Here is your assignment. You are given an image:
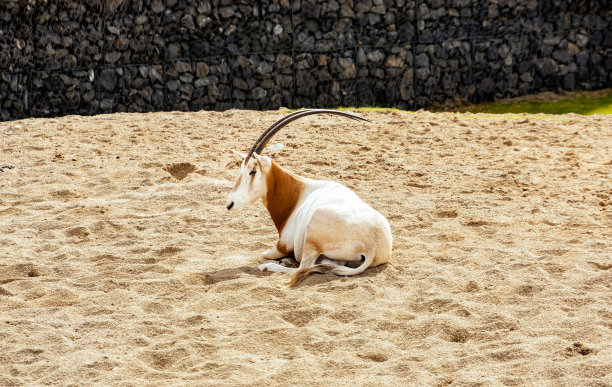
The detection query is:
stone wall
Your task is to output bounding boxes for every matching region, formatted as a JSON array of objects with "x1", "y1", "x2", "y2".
[{"x1": 1, "y1": 0, "x2": 610, "y2": 121}]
